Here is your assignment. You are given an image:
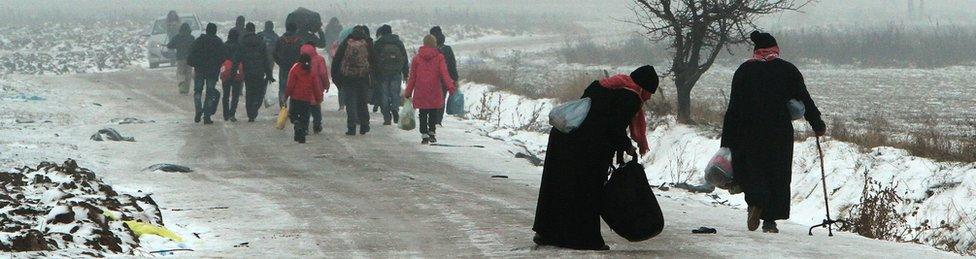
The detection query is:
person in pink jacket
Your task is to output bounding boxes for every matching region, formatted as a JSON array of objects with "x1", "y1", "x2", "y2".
[
  {"x1": 403, "y1": 35, "x2": 456, "y2": 144},
  {"x1": 300, "y1": 43, "x2": 330, "y2": 134}
]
